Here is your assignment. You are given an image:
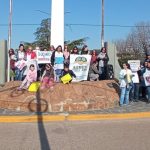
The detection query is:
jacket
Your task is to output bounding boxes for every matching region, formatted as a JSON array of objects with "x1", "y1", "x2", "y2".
[
  {"x1": 26, "y1": 70, "x2": 37, "y2": 82},
  {"x1": 119, "y1": 69, "x2": 132, "y2": 87}
]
